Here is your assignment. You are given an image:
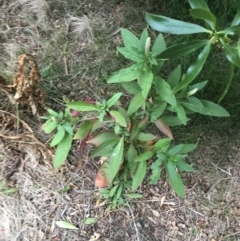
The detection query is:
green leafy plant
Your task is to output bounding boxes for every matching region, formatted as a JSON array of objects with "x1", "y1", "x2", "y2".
[
  {"x1": 146, "y1": 0, "x2": 240, "y2": 102},
  {"x1": 41, "y1": 12, "x2": 231, "y2": 207}
]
